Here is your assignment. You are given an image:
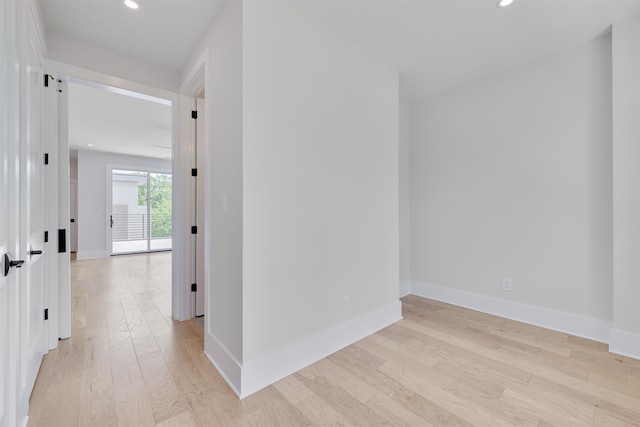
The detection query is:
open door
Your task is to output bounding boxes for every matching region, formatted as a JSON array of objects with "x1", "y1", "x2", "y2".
[
  {"x1": 16, "y1": 7, "x2": 47, "y2": 420},
  {"x1": 0, "y1": 2, "x2": 49, "y2": 424},
  {"x1": 0, "y1": 3, "x2": 20, "y2": 425},
  {"x1": 195, "y1": 97, "x2": 205, "y2": 317}
]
